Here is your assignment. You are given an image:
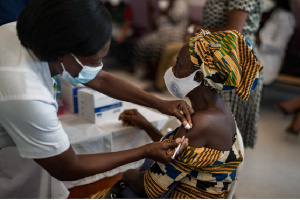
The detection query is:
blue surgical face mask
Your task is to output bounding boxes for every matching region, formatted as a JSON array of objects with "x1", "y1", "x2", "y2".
[{"x1": 61, "y1": 54, "x2": 103, "y2": 85}]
